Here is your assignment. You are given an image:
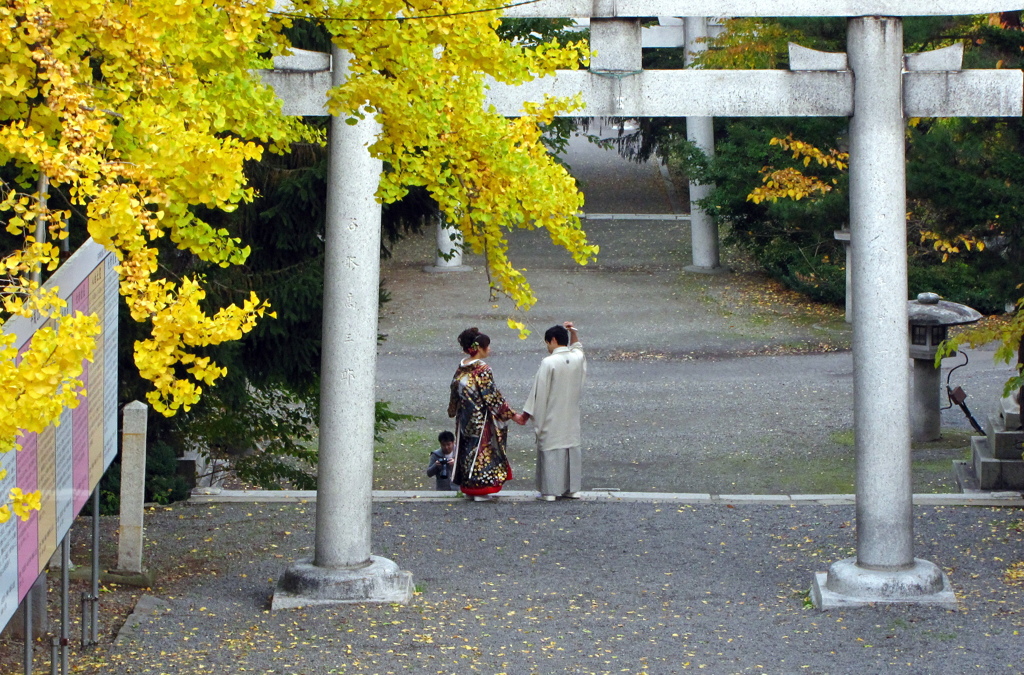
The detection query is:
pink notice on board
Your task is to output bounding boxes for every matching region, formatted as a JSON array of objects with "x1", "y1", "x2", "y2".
[
  {"x1": 17, "y1": 431, "x2": 39, "y2": 599},
  {"x1": 71, "y1": 279, "x2": 91, "y2": 516},
  {"x1": 1, "y1": 240, "x2": 120, "y2": 633}
]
